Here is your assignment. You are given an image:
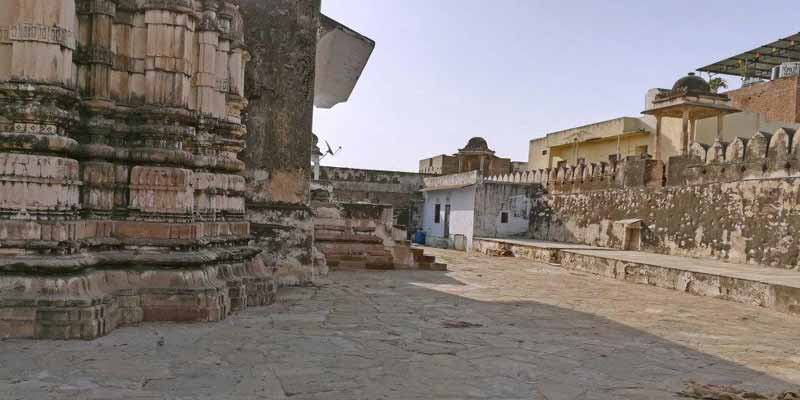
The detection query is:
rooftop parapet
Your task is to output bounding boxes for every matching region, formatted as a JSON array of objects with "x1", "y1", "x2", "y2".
[
  {"x1": 486, "y1": 156, "x2": 664, "y2": 194},
  {"x1": 422, "y1": 170, "x2": 481, "y2": 191},
  {"x1": 679, "y1": 127, "x2": 800, "y2": 185}
]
